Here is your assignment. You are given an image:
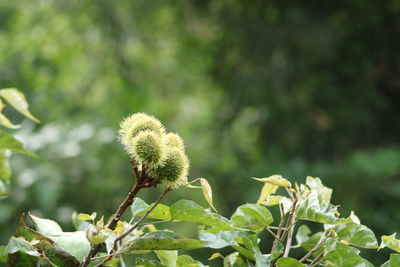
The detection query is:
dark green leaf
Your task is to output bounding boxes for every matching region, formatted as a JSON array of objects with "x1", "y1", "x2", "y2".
[
  {"x1": 230, "y1": 204, "x2": 273, "y2": 232},
  {"x1": 135, "y1": 257, "x2": 165, "y2": 267},
  {"x1": 129, "y1": 231, "x2": 204, "y2": 250}
]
